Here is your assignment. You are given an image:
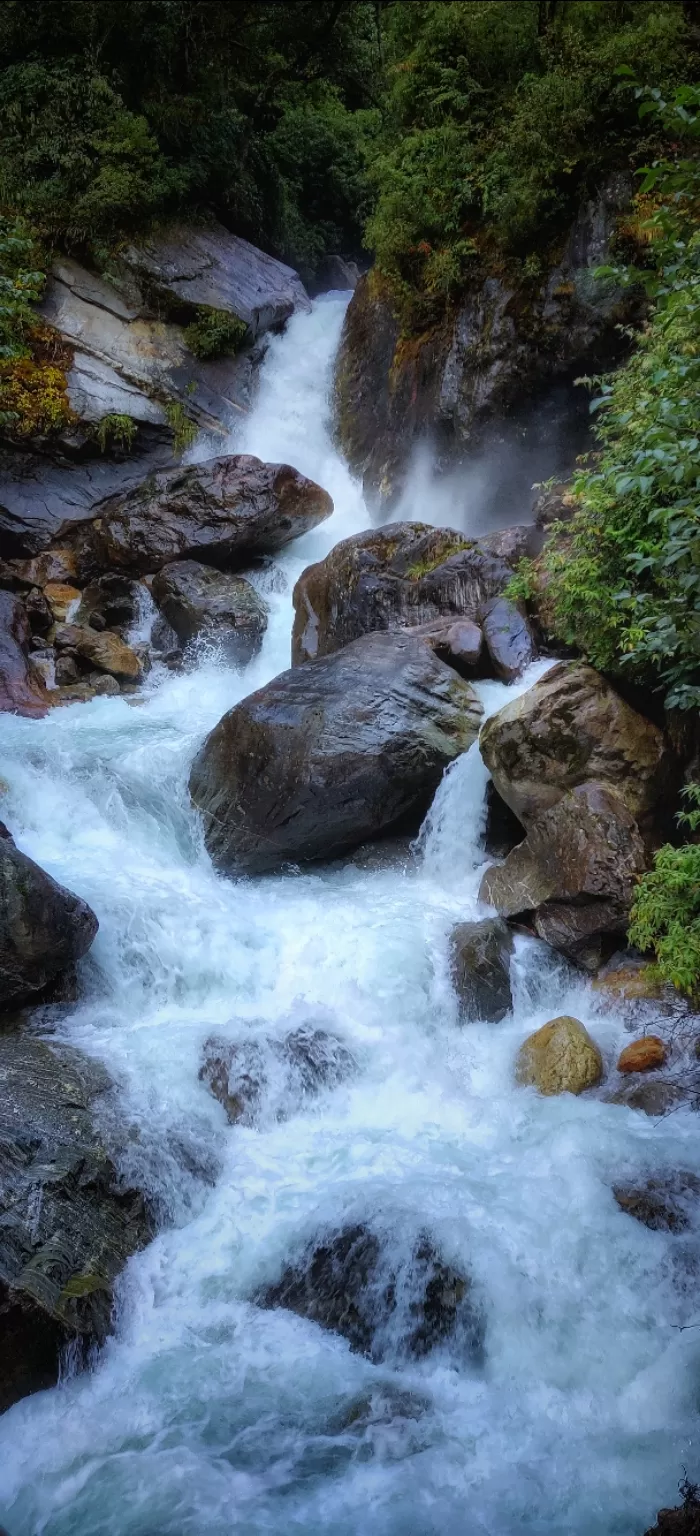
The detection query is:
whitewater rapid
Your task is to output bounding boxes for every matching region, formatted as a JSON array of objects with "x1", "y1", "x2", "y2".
[{"x1": 0, "y1": 295, "x2": 698, "y2": 1536}]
